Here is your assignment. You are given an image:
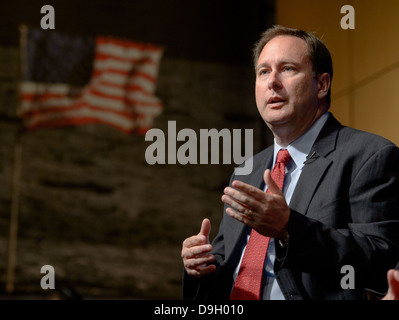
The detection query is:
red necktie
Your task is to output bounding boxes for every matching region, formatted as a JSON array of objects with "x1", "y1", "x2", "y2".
[{"x1": 230, "y1": 149, "x2": 291, "y2": 300}]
